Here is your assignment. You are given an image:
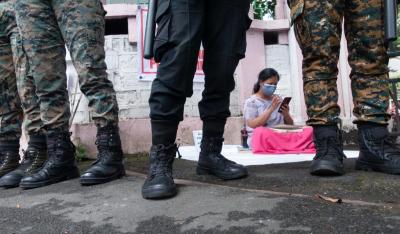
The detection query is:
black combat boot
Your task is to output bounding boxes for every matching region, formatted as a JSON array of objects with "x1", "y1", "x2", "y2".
[
  {"x1": 197, "y1": 137, "x2": 248, "y2": 180},
  {"x1": 310, "y1": 125, "x2": 346, "y2": 176},
  {"x1": 355, "y1": 123, "x2": 400, "y2": 174},
  {"x1": 20, "y1": 131, "x2": 80, "y2": 189},
  {"x1": 0, "y1": 134, "x2": 47, "y2": 188},
  {"x1": 0, "y1": 140, "x2": 20, "y2": 178},
  {"x1": 142, "y1": 144, "x2": 177, "y2": 199},
  {"x1": 80, "y1": 125, "x2": 125, "y2": 185}
]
